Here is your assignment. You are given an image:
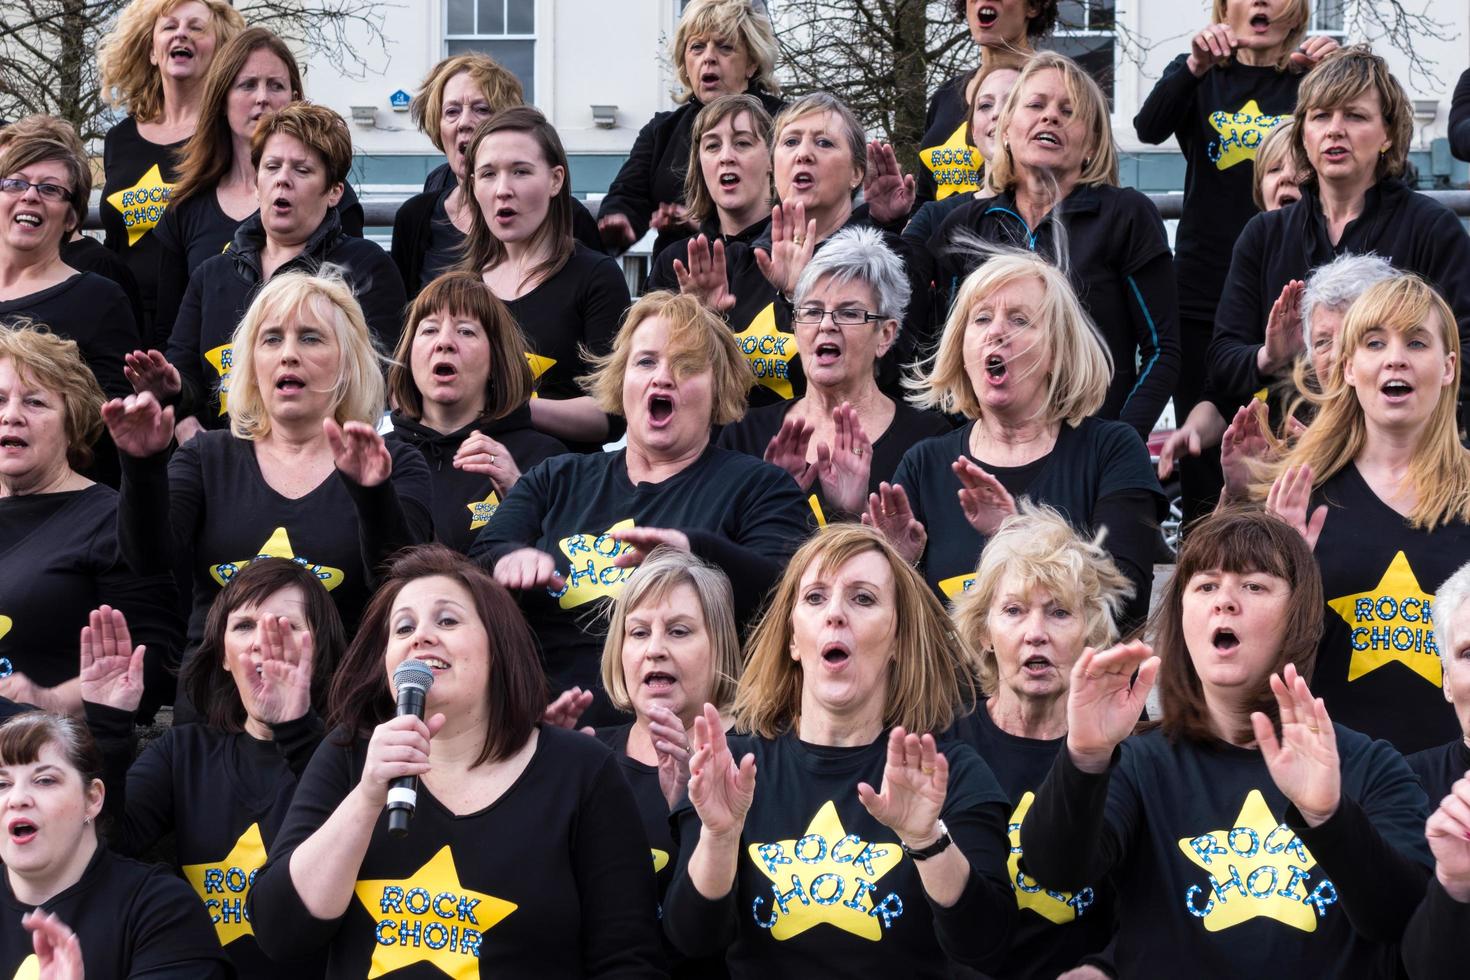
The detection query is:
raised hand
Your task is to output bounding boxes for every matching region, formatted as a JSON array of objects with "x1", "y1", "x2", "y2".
[
  {"x1": 1252, "y1": 663, "x2": 1340, "y2": 826},
  {"x1": 101, "y1": 392, "x2": 174, "y2": 459},
  {"x1": 1158, "y1": 401, "x2": 1227, "y2": 480},
  {"x1": 863, "y1": 140, "x2": 916, "y2": 226},
  {"x1": 1187, "y1": 23, "x2": 1237, "y2": 76},
  {"x1": 244, "y1": 616, "x2": 314, "y2": 726},
  {"x1": 325, "y1": 418, "x2": 393, "y2": 487},
  {"x1": 862, "y1": 482, "x2": 927, "y2": 565},
  {"x1": 651, "y1": 201, "x2": 697, "y2": 235},
  {"x1": 754, "y1": 201, "x2": 817, "y2": 296},
  {"x1": 647, "y1": 703, "x2": 693, "y2": 810},
  {"x1": 857, "y1": 728, "x2": 949, "y2": 846},
  {"x1": 1425, "y1": 772, "x2": 1470, "y2": 902},
  {"x1": 454, "y1": 431, "x2": 521, "y2": 494},
  {"x1": 1288, "y1": 35, "x2": 1339, "y2": 73},
  {"x1": 1266, "y1": 463, "x2": 1327, "y2": 550},
  {"x1": 1258, "y1": 279, "x2": 1305, "y2": 375},
  {"x1": 543, "y1": 686, "x2": 595, "y2": 734},
  {"x1": 78, "y1": 605, "x2": 146, "y2": 714},
  {"x1": 357, "y1": 712, "x2": 446, "y2": 807},
  {"x1": 123, "y1": 349, "x2": 181, "y2": 401},
  {"x1": 493, "y1": 547, "x2": 565, "y2": 591},
  {"x1": 813, "y1": 403, "x2": 872, "y2": 515},
  {"x1": 764, "y1": 415, "x2": 818, "y2": 491},
  {"x1": 598, "y1": 213, "x2": 637, "y2": 250},
  {"x1": 1219, "y1": 402, "x2": 1271, "y2": 499},
  {"x1": 611, "y1": 526, "x2": 692, "y2": 568},
  {"x1": 673, "y1": 235, "x2": 736, "y2": 313},
  {"x1": 953, "y1": 456, "x2": 1017, "y2": 536},
  {"x1": 22, "y1": 909, "x2": 83, "y2": 980},
  {"x1": 687, "y1": 701, "x2": 755, "y2": 838},
  {"x1": 1066, "y1": 641, "x2": 1159, "y2": 773}
]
